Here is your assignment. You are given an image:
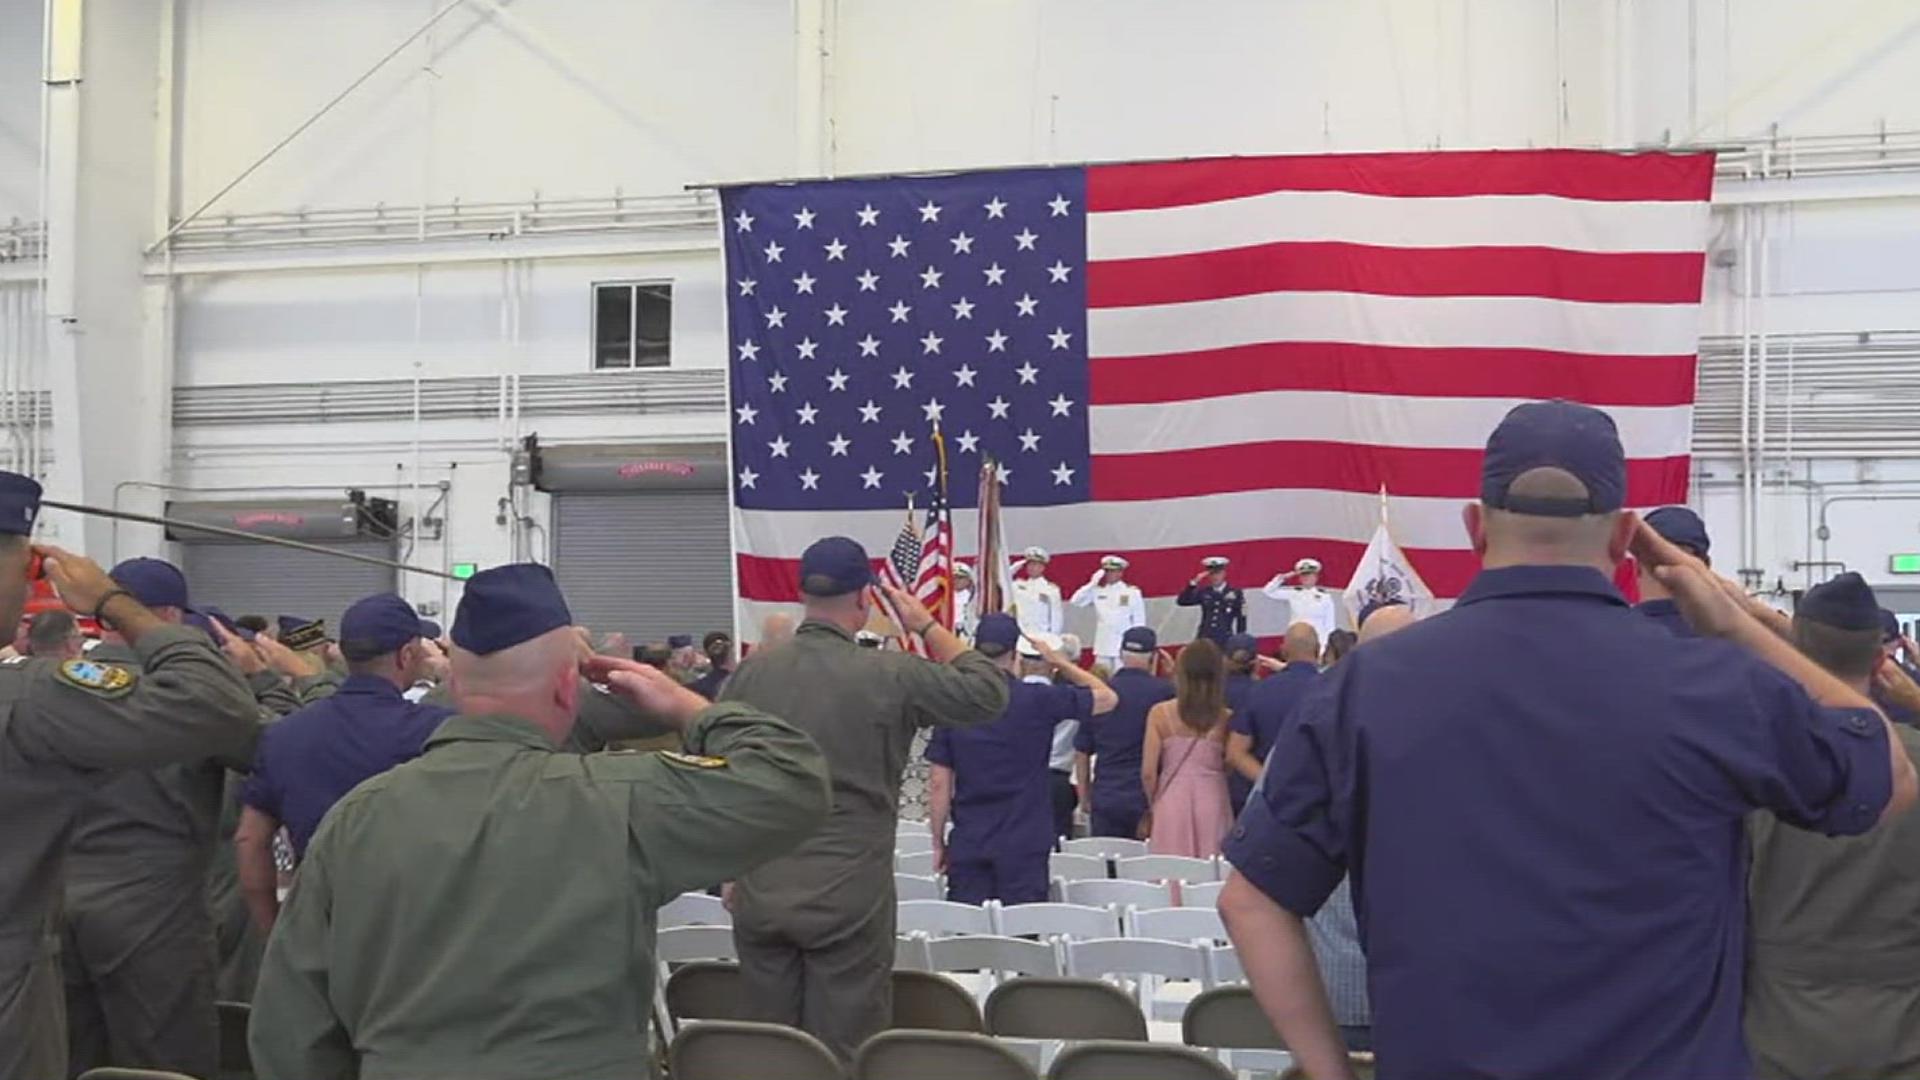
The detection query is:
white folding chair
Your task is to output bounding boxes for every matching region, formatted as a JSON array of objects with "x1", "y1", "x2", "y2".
[
  {"x1": 997, "y1": 902, "x2": 1121, "y2": 942},
  {"x1": 897, "y1": 818, "x2": 933, "y2": 836},
  {"x1": 1179, "y1": 880, "x2": 1225, "y2": 909},
  {"x1": 1063, "y1": 878, "x2": 1174, "y2": 911},
  {"x1": 1129, "y1": 905, "x2": 1228, "y2": 943},
  {"x1": 656, "y1": 925, "x2": 739, "y2": 964},
  {"x1": 895, "y1": 832, "x2": 937, "y2": 855},
  {"x1": 897, "y1": 850, "x2": 939, "y2": 876},
  {"x1": 1060, "y1": 836, "x2": 1148, "y2": 860},
  {"x1": 1048, "y1": 852, "x2": 1109, "y2": 883},
  {"x1": 925, "y1": 934, "x2": 1064, "y2": 980},
  {"x1": 897, "y1": 899, "x2": 997, "y2": 938},
  {"x1": 1115, "y1": 854, "x2": 1218, "y2": 884},
  {"x1": 1064, "y1": 936, "x2": 1212, "y2": 1021},
  {"x1": 659, "y1": 892, "x2": 731, "y2": 928},
  {"x1": 895, "y1": 932, "x2": 932, "y2": 971},
  {"x1": 895, "y1": 873, "x2": 945, "y2": 902}
]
